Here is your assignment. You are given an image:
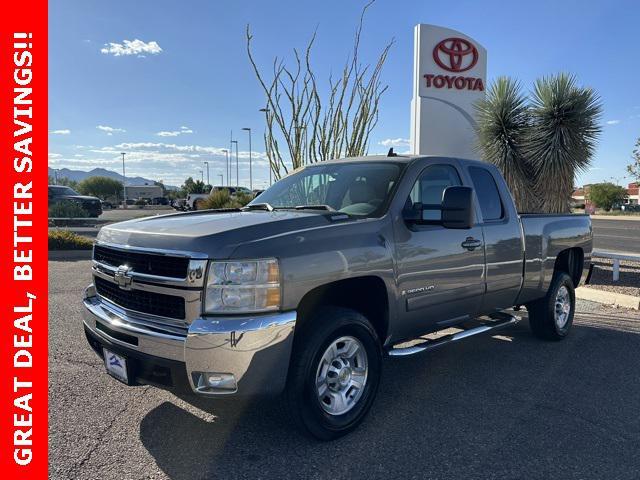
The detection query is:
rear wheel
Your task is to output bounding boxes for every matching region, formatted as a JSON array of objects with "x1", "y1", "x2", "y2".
[
  {"x1": 285, "y1": 307, "x2": 382, "y2": 440},
  {"x1": 527, "y1": 272, "x2": 575, "y2": 340}
]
